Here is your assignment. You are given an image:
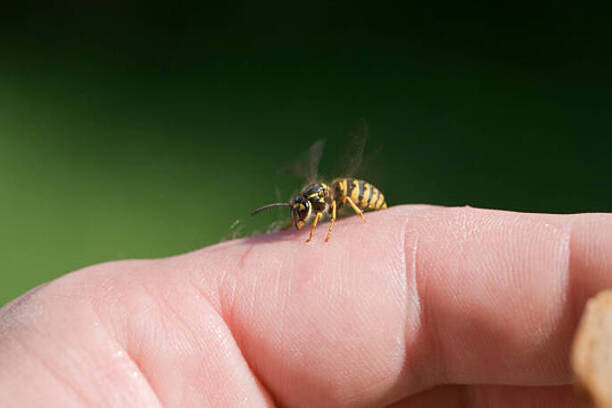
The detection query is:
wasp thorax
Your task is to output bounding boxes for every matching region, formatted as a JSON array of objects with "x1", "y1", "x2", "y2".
[{"x1": 290, "y1": 196, "x2": 311, "y2": 229}]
